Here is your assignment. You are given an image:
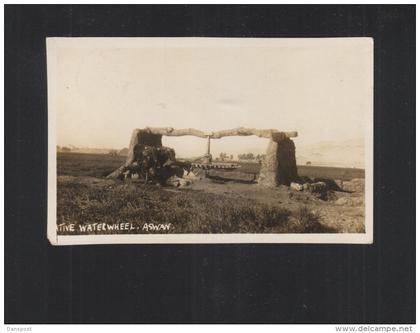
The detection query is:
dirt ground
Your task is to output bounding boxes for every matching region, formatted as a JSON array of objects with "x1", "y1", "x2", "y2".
[
  {"x1": 184, "y1": 172, "x2": 364, "y2": 233},
  {"x1": 56, "y1": 153, "x2": 365, "y2": 234}
]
